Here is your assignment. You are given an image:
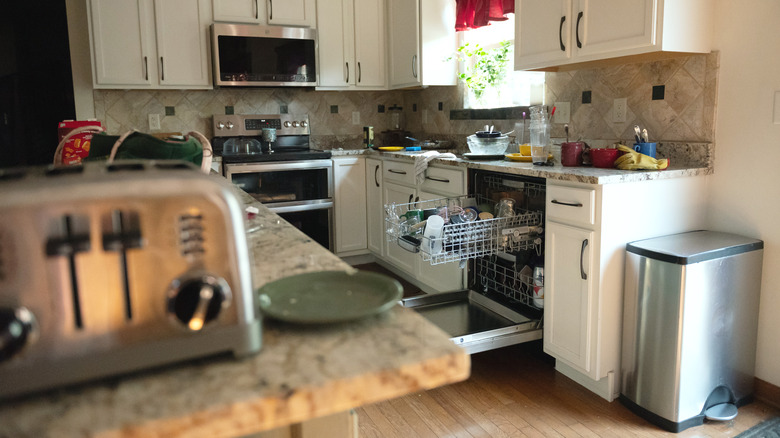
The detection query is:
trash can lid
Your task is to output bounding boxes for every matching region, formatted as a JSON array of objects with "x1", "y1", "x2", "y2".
[{"x1": 626, "y1": 230, "x2": 763, "y2": 265}]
